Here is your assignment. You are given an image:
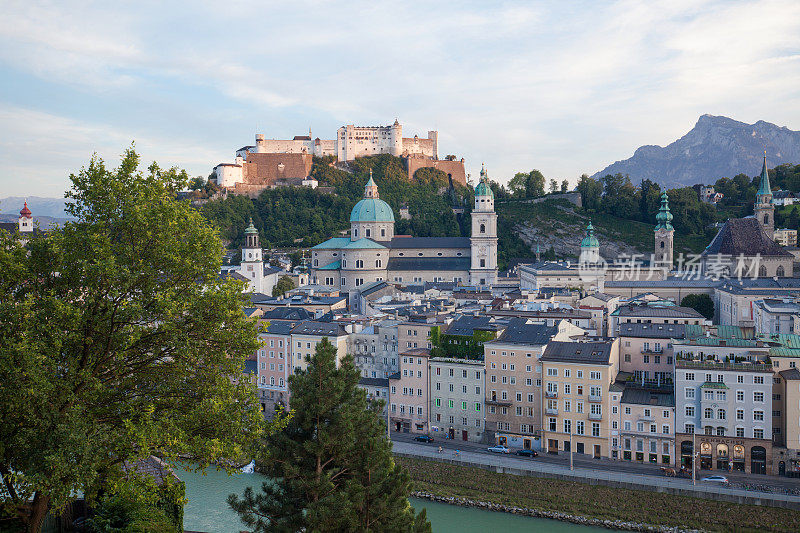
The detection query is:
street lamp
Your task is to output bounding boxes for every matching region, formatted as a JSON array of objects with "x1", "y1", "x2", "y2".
[{"x1": 570, "y1": 429, "x2": 574, "y2": 471}]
